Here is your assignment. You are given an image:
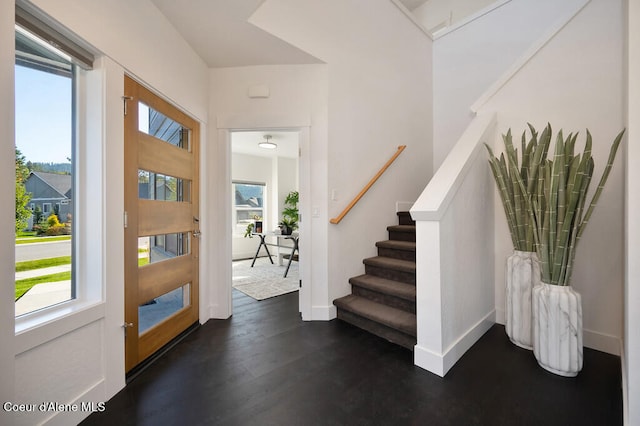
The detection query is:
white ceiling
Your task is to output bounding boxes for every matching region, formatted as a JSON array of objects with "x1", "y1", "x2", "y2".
[
  {"x1": 231, "y1": 131, "x2": 299, "y2": 159},
  {"x1": 399, "y1": 0, "x2": 430, "y2": 11},
  {"x1": 150, "y1": 0, "x2": 321, "y2": 68},
  {"x1": 150, "y1": 1, "x2": 488, "y2": 69}
]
